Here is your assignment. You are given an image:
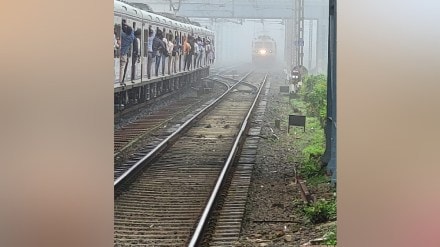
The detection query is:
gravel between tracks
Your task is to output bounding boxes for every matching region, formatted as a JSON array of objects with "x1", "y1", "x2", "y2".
[
  {"x1": 234, "y1": 71, "x2": 335, "y2": 247},
  {"x1": 114, "y1": 82, "x2": 226, "y2": 167}
]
